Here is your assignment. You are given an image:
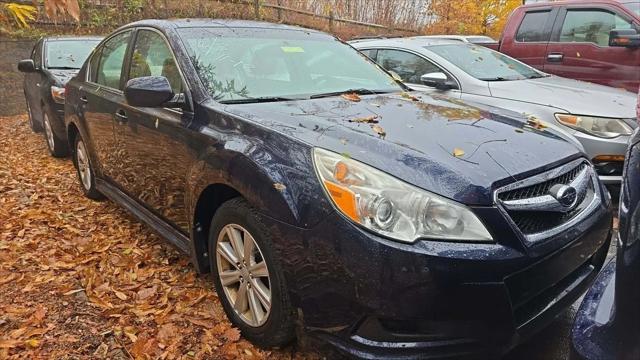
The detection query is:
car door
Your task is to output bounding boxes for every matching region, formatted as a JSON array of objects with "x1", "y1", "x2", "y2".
[
  {"x1": 373, "y1": 48, "x2": 461, "y2": 98},
  {"x1": 119, "y1": 28, "x2": 193, "y2": 232},
  {"x1": 24, "y1": 40, "x2": 44, "y2": 121},
  {"x1": 500, "y1": 8, "x2": 558, "y2": 70},
  {"x1": 80, "y1": 30, "x2": 133, "y2": 183},
  {"x1": 544, "y1": 6, "x2": 640, "y2": 90}
]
